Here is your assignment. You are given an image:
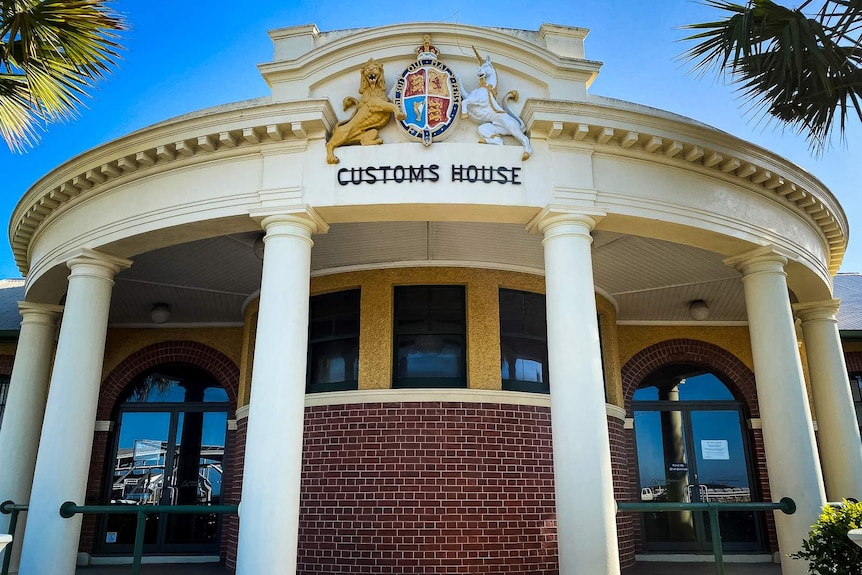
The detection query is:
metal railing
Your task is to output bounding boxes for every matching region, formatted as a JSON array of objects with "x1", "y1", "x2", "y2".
[
  {"x1": 0, "y1": 500, "x2": 27, "y2": 575},
  {"x1": 617, "y1": 497, "x2": 796, "y2": 575},
  {"x1": 59, "y1": 502, "x2": 238, "y2": 575}
]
